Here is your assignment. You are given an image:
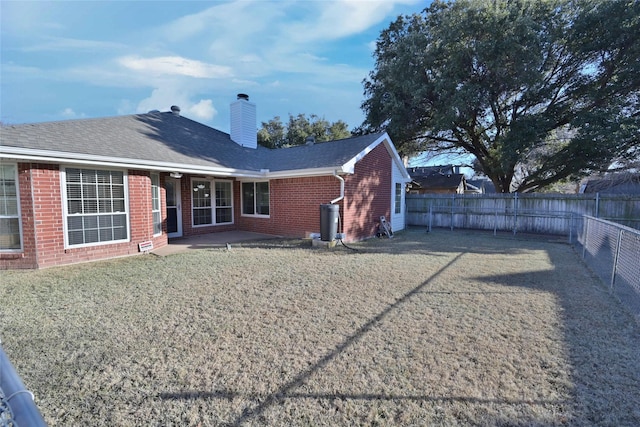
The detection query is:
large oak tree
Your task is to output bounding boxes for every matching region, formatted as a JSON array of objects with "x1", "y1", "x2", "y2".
[
  {"x1": 258, "y1": 114, "x2": 351, "y2": 149},
  {"x1": 361, "y1": 0, "x2": 639, "y2": 192}
]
